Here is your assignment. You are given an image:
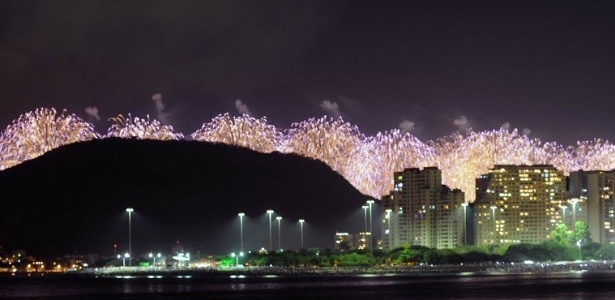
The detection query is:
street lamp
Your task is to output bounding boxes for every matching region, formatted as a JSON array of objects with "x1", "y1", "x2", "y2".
[
  {"x1": 149, "y1": 253, "x2": 161, "y2": 267},
  {"x1": 362, "y1": 205, "x2": 368, "y2": 233},
  {"x1": 126, "y1": 207, "x2": 134, "y2": 266},
  {"x1": 299, "y1": 219, "x2": 305, "y2": 249},
  {"x1": 119, "y1": 253, "x2": 129, "y2": 267},
  {"x1": 276, "y1": 216, "x2": 283, "y2": 250},
  {"x1": 385, "y1": 209, "x2": 392, "y2": 248},
  {"x1": 238, "y1": 212, "x2": 245, "y2": 252},
  {"x1": 571, "y1": 199, "x2": 579, "y2": 225},
  {"x1": 231, "y1": 252, "x2": 244, "y2": 267},
  {"x1": 490, "y1": 206, "x2": 497, "y2": 244},
  {"x1": 577, "y1": 240, "x2": 582, "y2": 261},
  {"x1": 266, "y1": 210, "x2": 274, "y2": 250},
  {"x1": 367, "y1": 200, "x2": 375, "y2": 256},
  {"x1": 560, "y1": 205, "x2": 567, "y2": 227},
  {"x1": 367, "y1": 200, "x2": 375, "y2": 234},
  {"x1": 461, "y1": 203, "x2": 468, "y2": 246}
]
